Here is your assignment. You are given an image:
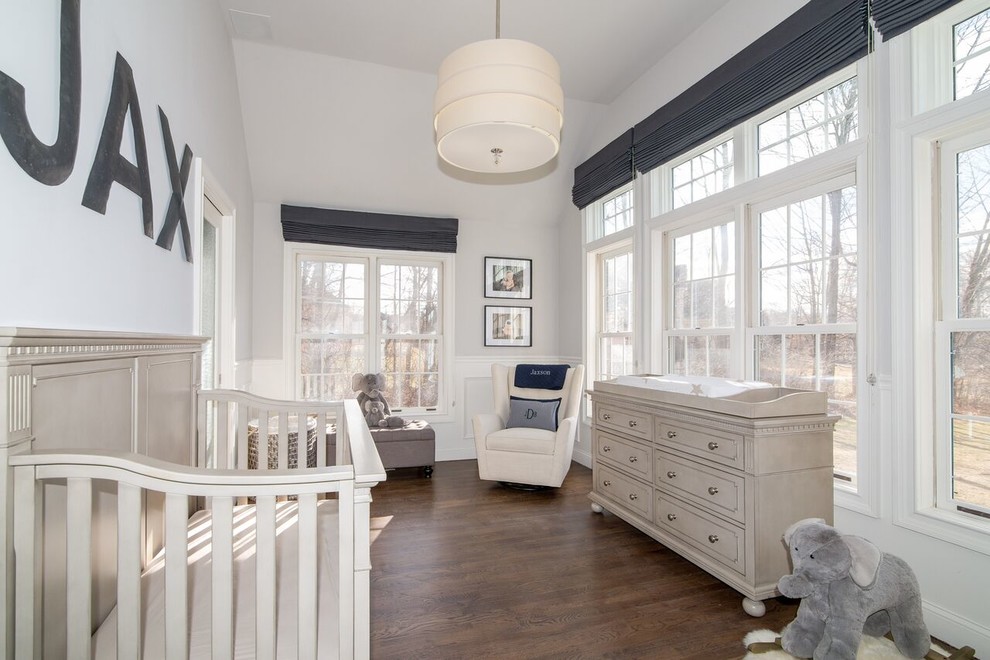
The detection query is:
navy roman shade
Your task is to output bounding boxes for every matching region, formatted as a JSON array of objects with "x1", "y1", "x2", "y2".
[
  {"x1": 632, "y1": 0, "x2": 868, "y2": 175},
  {"x1": 872, "y1": 0, "x2": 969, "y2": 41},
  {"x1": 281, "y1": 204, "x2": 458, "y2": 253},
  {"x1": 571, "y1": 129, "x2": 634, "y2": 210}
]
